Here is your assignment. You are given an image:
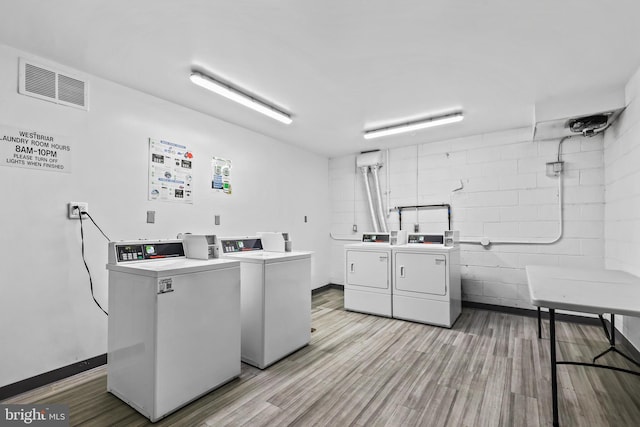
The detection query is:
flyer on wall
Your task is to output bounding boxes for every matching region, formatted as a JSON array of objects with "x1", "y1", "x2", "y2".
[
  {"x1": 212, "y1": 157, "x2": 232, "y2": 195},
  {"x1": 148, "y1": 138, "x2": 194, "y2": 203}
]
